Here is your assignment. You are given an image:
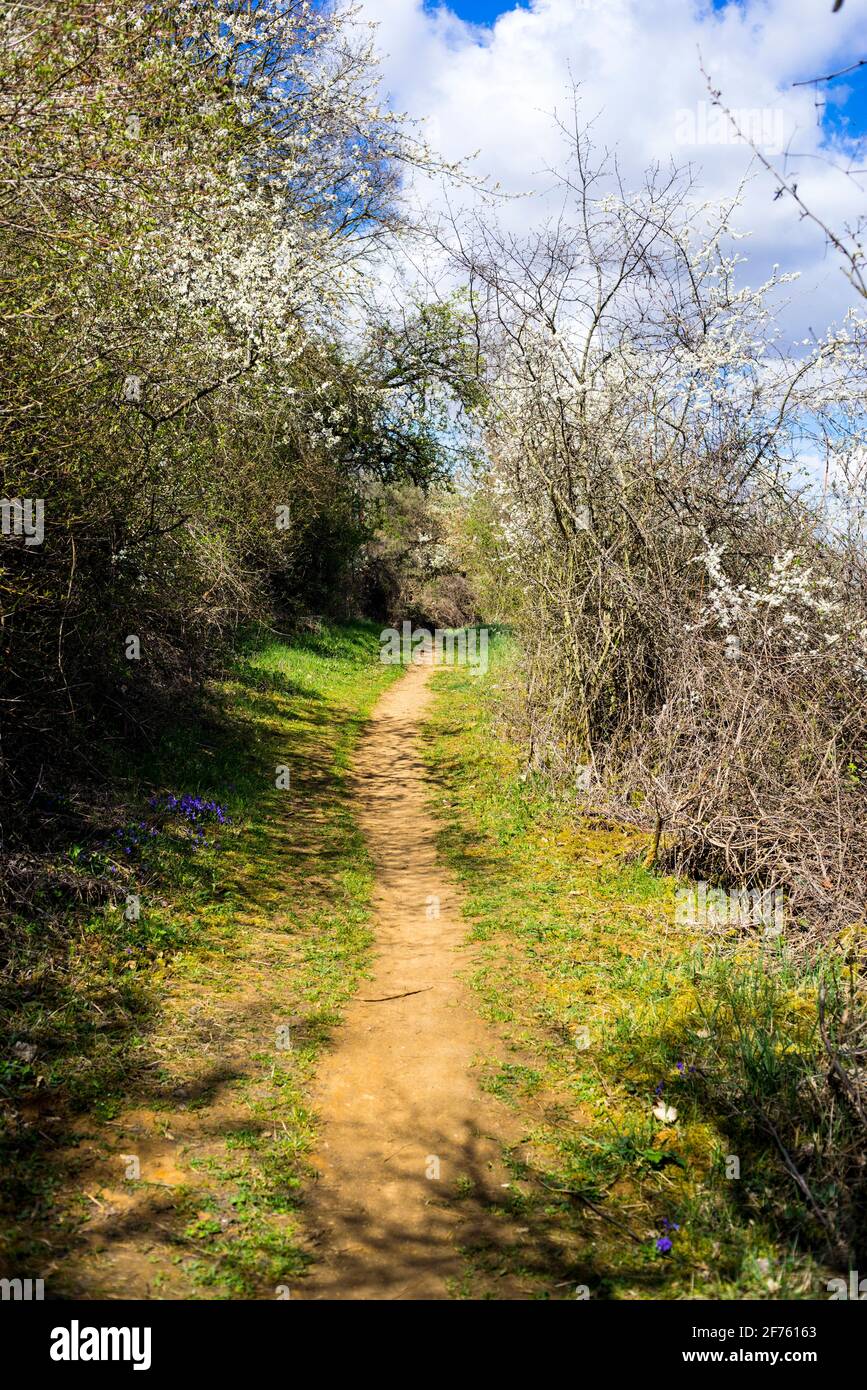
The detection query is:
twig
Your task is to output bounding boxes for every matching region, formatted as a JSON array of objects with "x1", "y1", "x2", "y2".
[
  {"x1": 359, "y1": 987, "x2": 434, "y2": 1003},
  {"x1": 644, "y1": 811, "x2": 663, "y2": 870},
  {"x1": 539, "y1": 1179, "x2": 644, "y2": 1243},
  {"x1": 818, "y1": 985, "x2": 867, "y2": 1128},
  {"x1": 793, "y1": 57, "x2": 866, "y2": 88},
  {"x1": 760, "y1": 1114, "x2": 839, "y2": 1249}
]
